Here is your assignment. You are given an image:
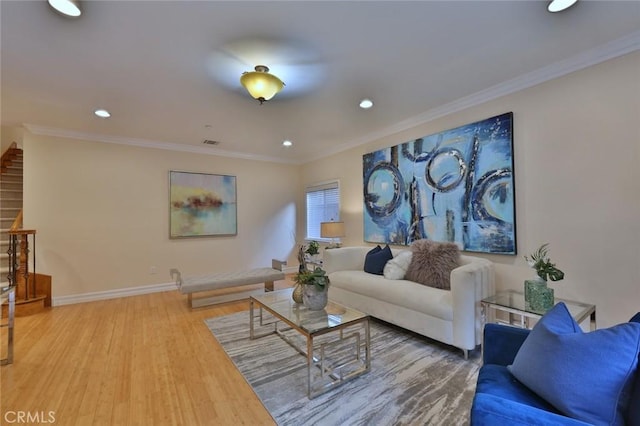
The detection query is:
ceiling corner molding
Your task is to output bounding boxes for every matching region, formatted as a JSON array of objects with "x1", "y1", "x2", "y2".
[
  {"x1": 307, "y1": 31, "x2": 640, "y2": 164},
  {"x1": 22, "y1": 124, "x2": 299, "y2": 165}
]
